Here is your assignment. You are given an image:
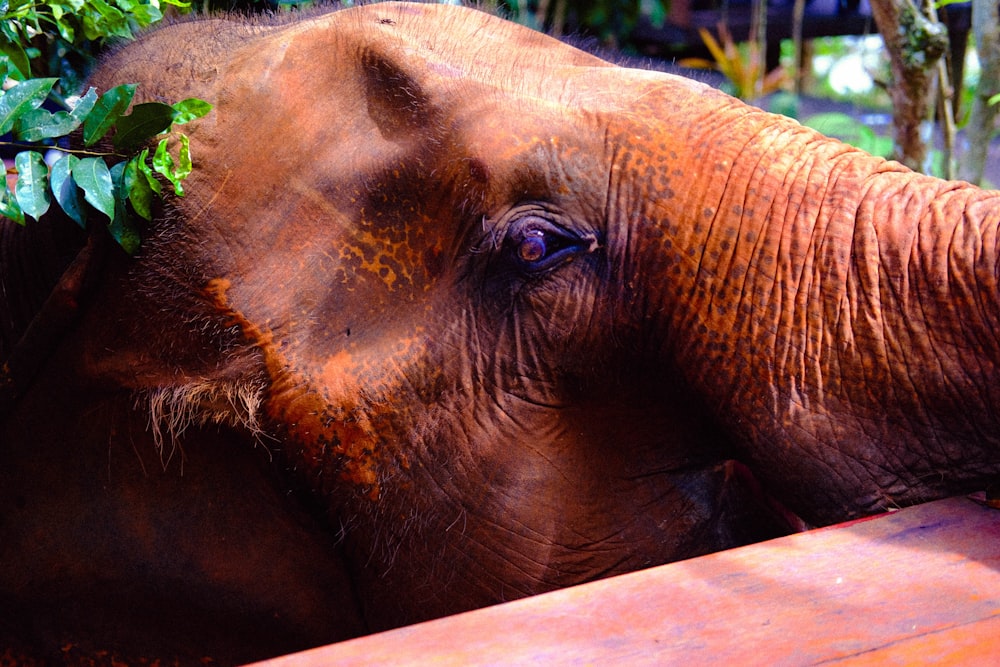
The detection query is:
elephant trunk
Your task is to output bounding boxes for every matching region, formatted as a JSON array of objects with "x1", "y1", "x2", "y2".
[{"x1": 620, "y1": 82, "x2": 1000, "y2": 524}]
